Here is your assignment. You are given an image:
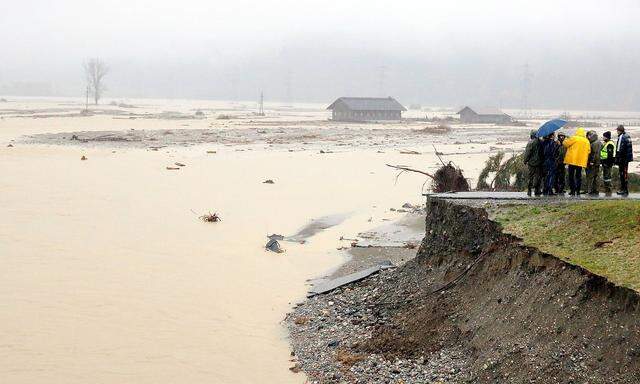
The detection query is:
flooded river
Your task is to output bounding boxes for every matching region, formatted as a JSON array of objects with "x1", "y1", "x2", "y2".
[{"x1": 0, "y1": 99, "x2": 492, "y2": 383}]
